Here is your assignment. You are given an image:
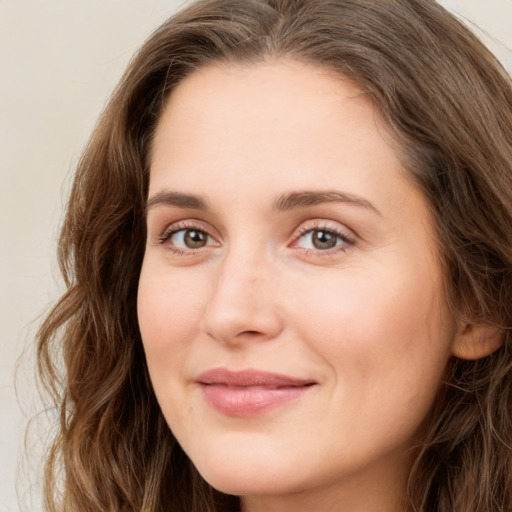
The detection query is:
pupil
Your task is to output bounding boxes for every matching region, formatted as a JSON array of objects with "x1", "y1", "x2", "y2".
[
  {"x1": 313, "y1": 230, "x2": 337, "y2": 249},
  {"x1": 185, "y1": 230, "x2": 207, "y2": 248}
]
